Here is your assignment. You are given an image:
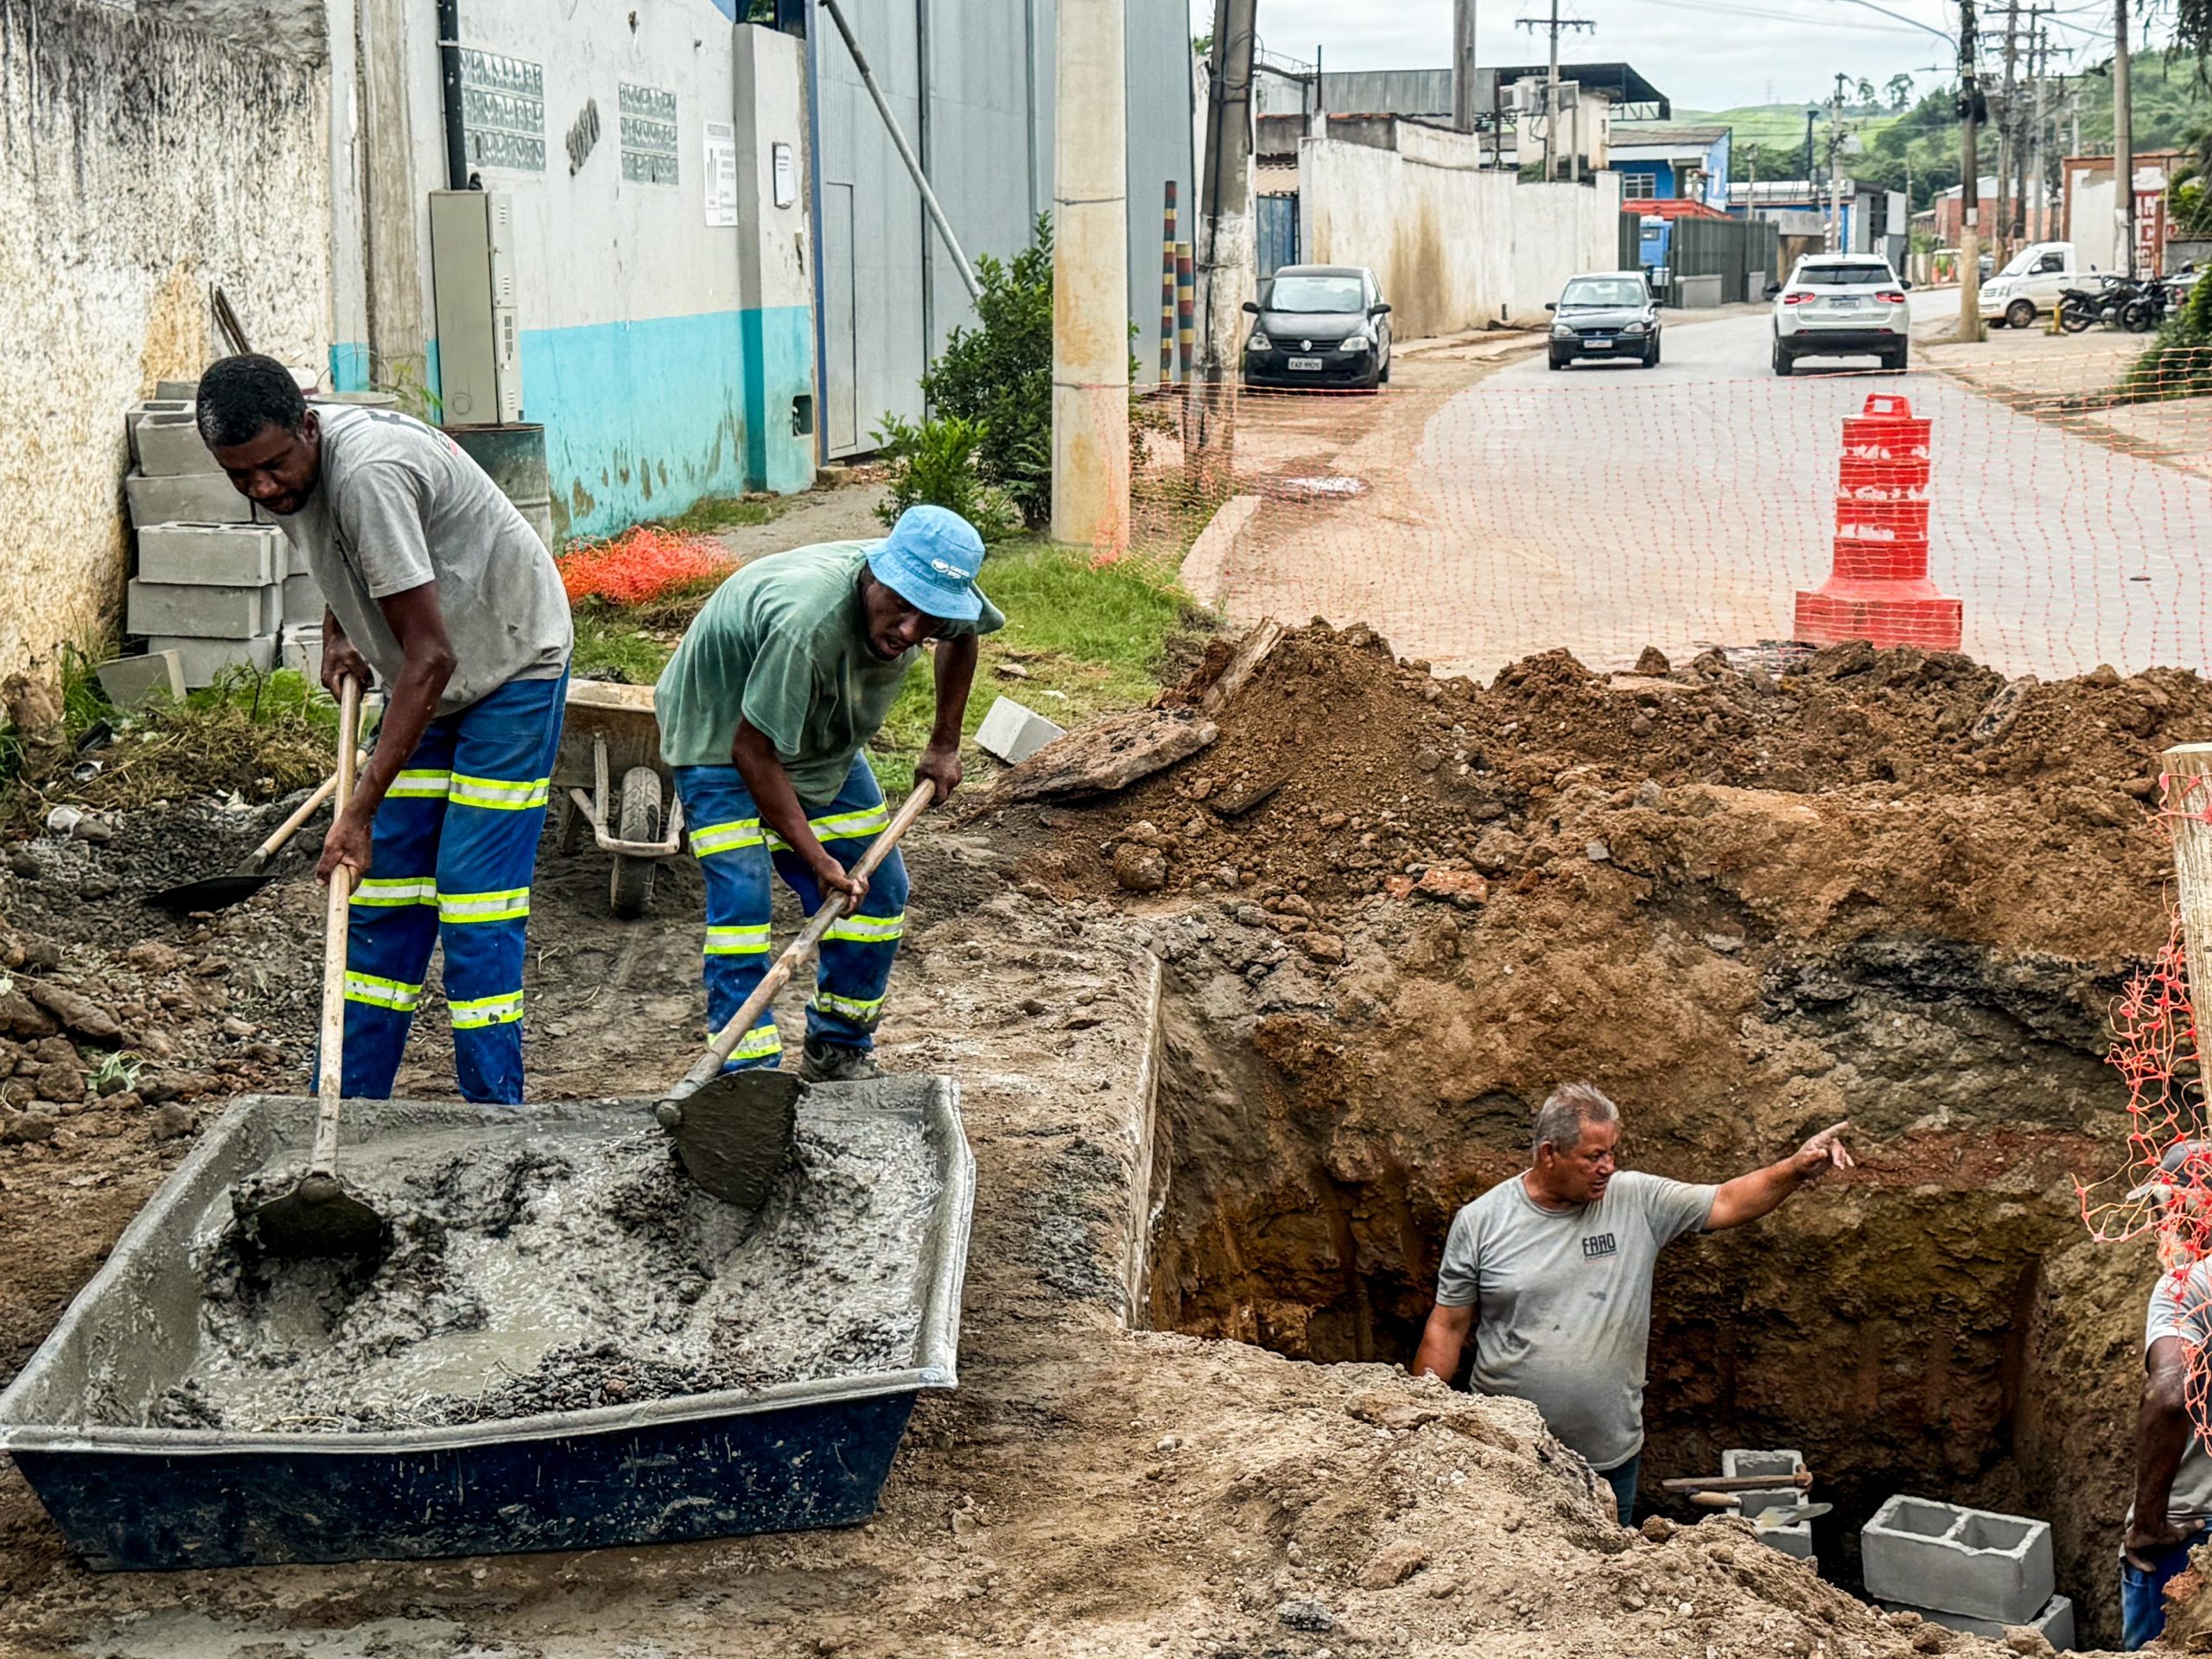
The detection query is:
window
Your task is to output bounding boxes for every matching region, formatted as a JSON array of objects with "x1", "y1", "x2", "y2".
[
  {"x1": 1560, "y1": 278, "x2": 1648, "y2": 307},
  {"x1": 1265, "y1": 274, "x2": 1365, "y2": 313},
  {"x1": 2035, "y1": 251, "x2": 2063, "y2": 273},
  {"x1": 1795, "y1": 262, "x2": 1895, "y2": 287},
  {"x1": 1620, "y1": 171, "x2": 1658, "y2": 200}
]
